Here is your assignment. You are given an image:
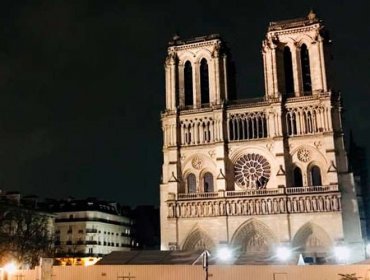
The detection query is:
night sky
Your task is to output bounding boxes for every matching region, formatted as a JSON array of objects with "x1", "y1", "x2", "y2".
[{"x1": 0, "y1": 0, "x2": 368, "y2": 206}]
